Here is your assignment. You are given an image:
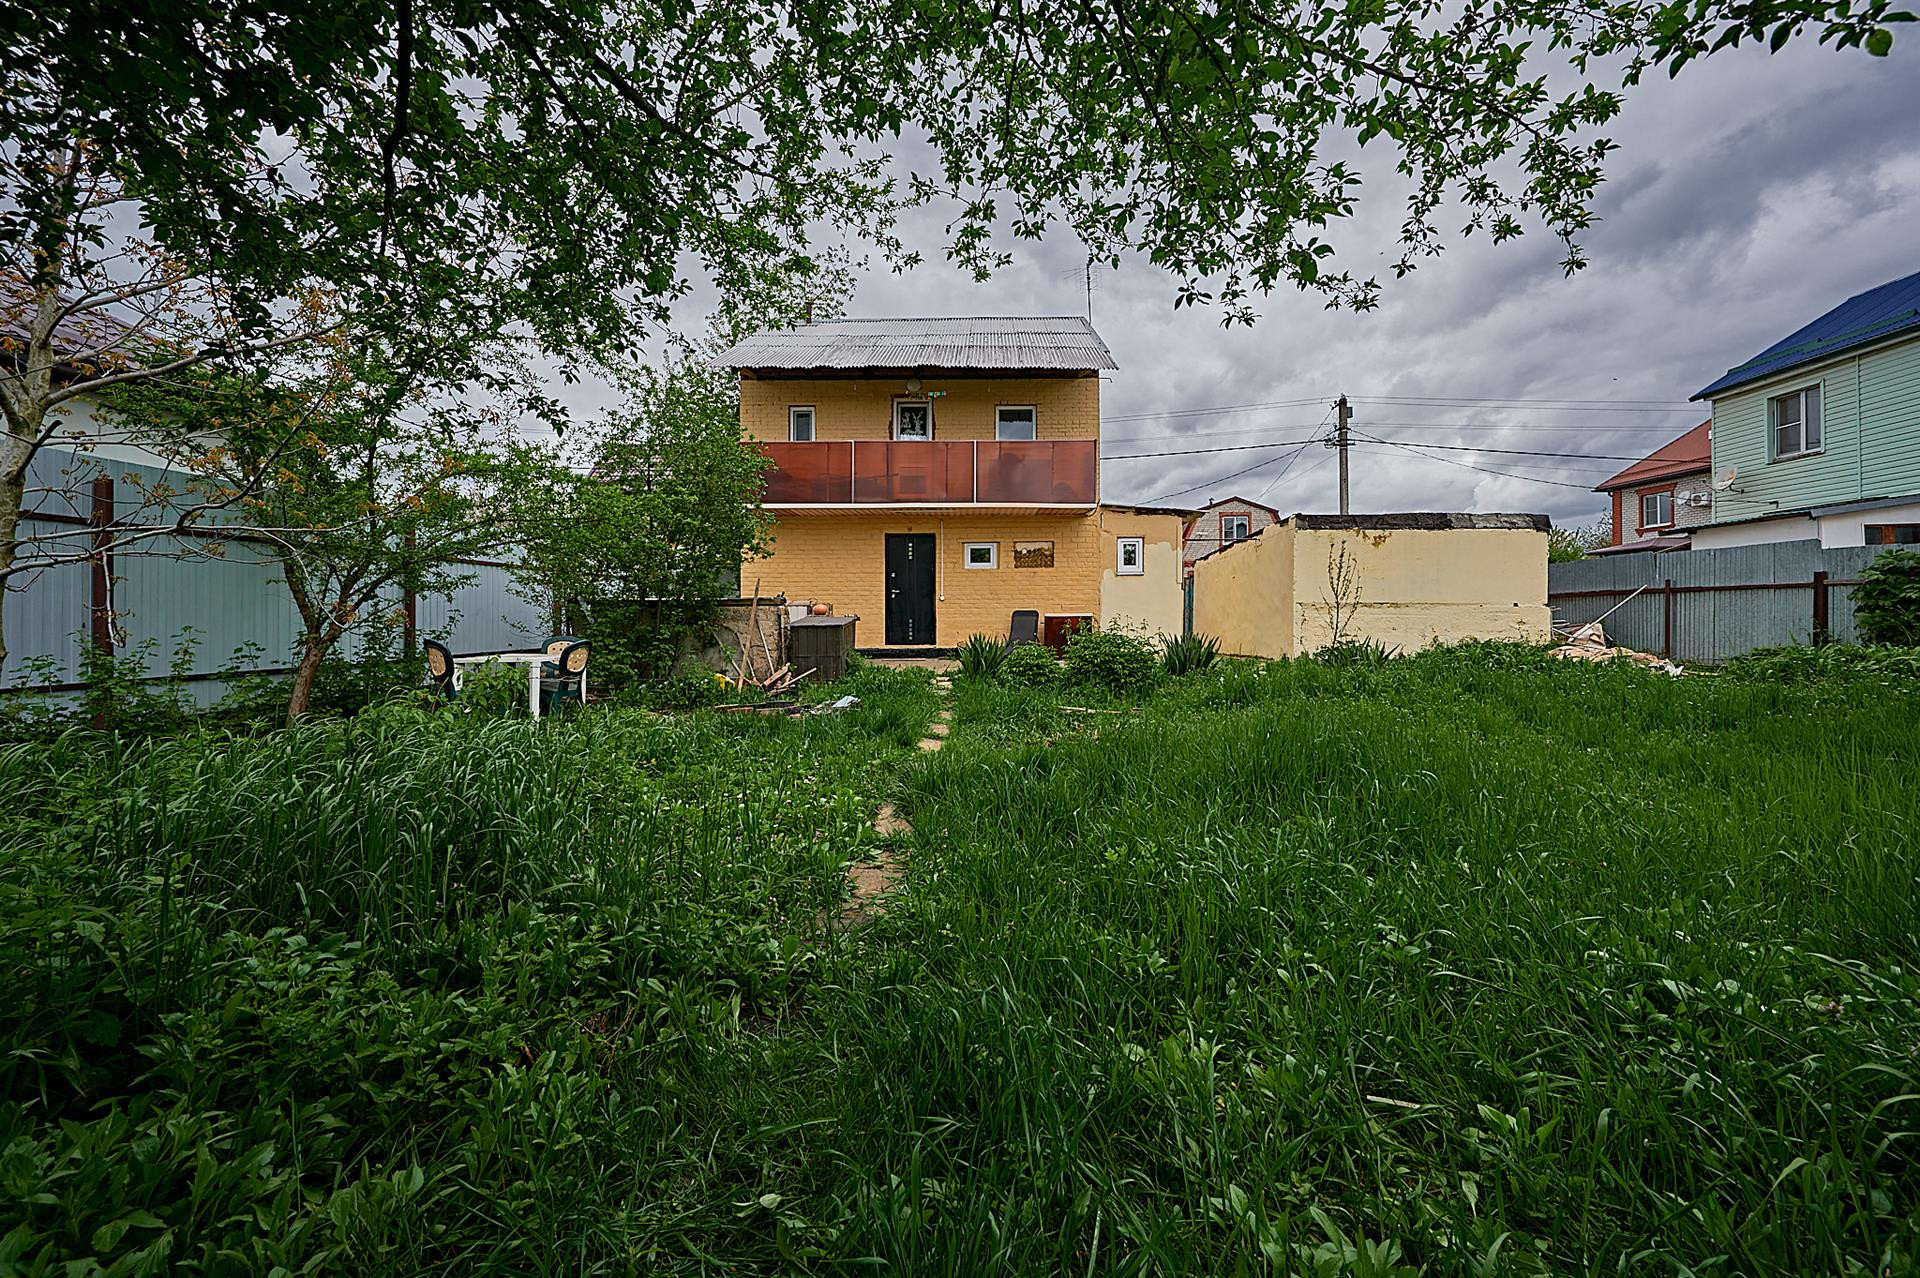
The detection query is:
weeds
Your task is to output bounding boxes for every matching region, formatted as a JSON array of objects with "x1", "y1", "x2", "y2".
[
  {"x1": 954, "y1": 632, "x2": 1007, "y2": 680},
  {"x1": 1160, "y1": 631, "x2": 1221, "y2": 675}
]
